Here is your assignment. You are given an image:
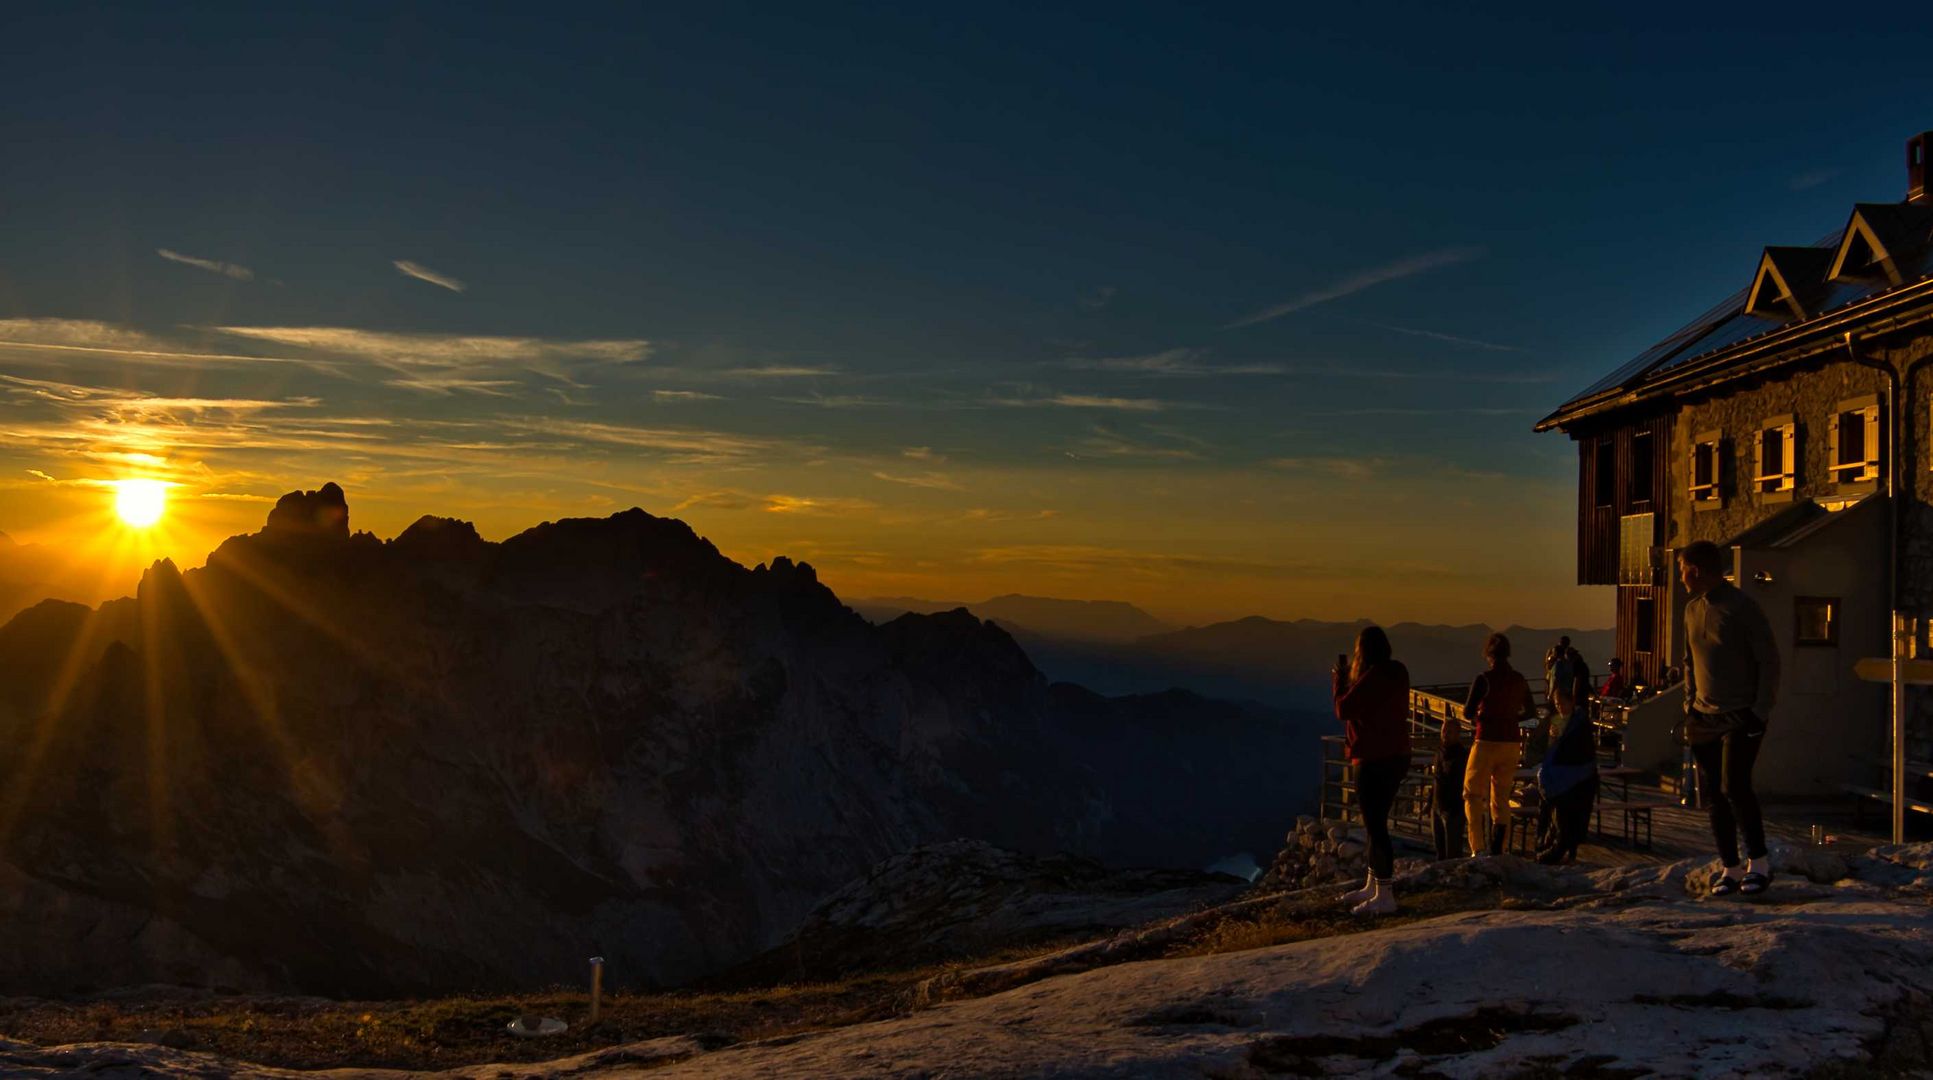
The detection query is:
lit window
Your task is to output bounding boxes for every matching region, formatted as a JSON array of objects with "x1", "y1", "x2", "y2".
[
  {"x1": 1755, "y1": 416, "x2": 1797, "y2": 496},
  {"x1": 1830, "y1": 397, "x2": 1880, "y2": 486},
  {"x1": 1690, "y1": 431, "x2": 1723, "y2": 506},
  {"x1": 1795, "y1": 597, "x2": 1838, "y2": 647},
  {"x1": 1618, "y1": 513, "x2": 1654, "y2": 585}
]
